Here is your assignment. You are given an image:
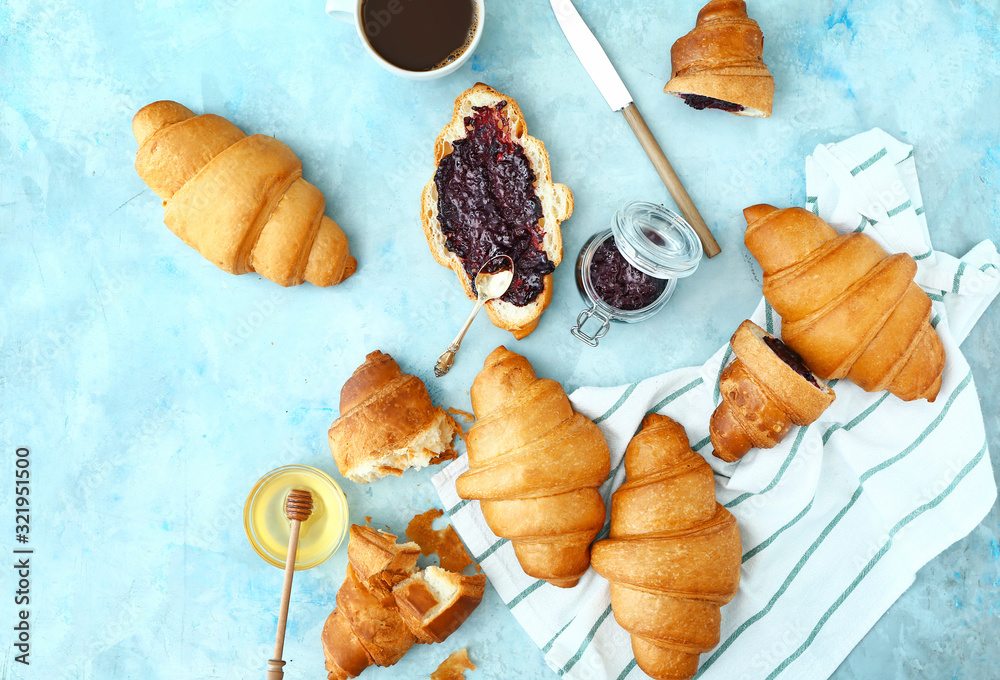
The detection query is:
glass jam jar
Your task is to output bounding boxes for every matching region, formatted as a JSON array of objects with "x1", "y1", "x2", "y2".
[{"x1": 571, "y1": 201, "x2": 702, "y2": 346}]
